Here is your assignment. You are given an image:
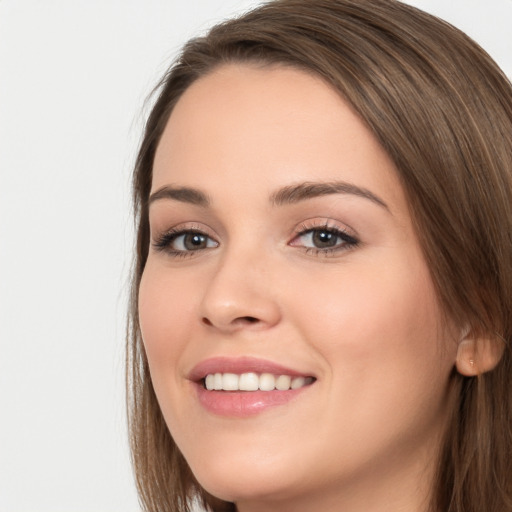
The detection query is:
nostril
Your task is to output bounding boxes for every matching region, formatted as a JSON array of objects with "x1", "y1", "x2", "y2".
[
  {"x1": 201, "y1": 315, "x2": 259, "y2": 327},
  {"x1": 237, "y1": 316, "x2": 259, "y2": 324}
]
